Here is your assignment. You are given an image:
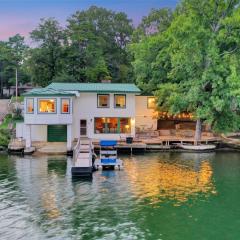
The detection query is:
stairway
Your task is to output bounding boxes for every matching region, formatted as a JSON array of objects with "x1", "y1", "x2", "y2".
[{"x1": 72, "y1": 138, "x2": 93, "y2": 177}]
